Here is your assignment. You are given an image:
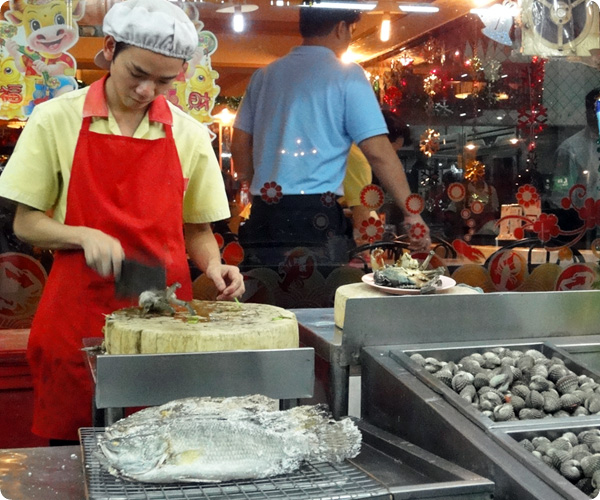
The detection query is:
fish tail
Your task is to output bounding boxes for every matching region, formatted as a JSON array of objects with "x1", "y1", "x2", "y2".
[{"x1": 311, "y1": 417, "x2": 362, "y2": 463}]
